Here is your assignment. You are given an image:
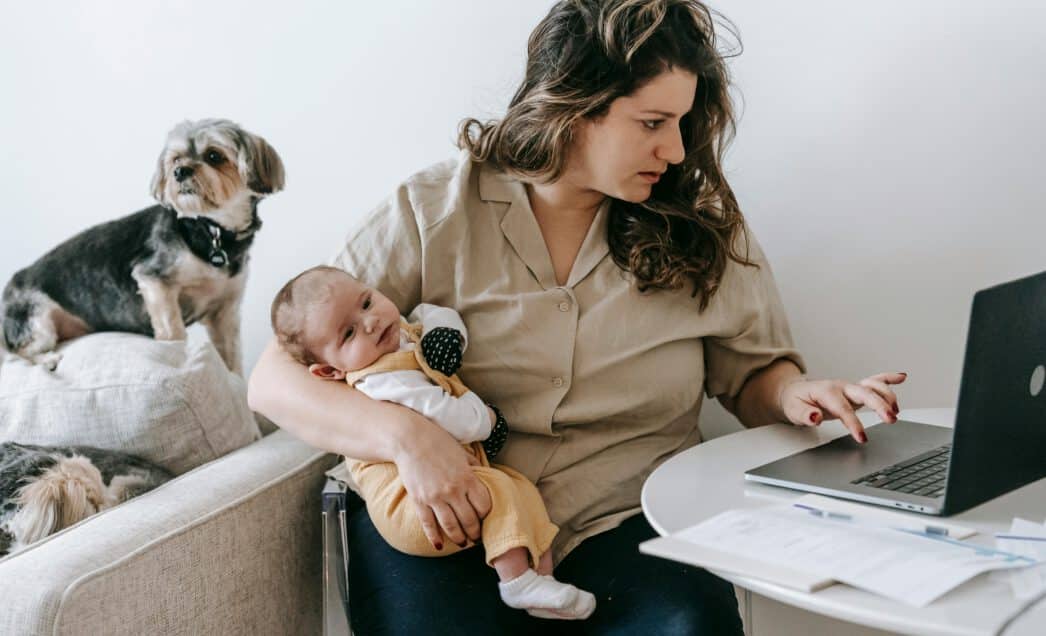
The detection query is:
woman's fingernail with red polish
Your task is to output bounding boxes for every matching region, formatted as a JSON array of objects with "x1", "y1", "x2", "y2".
[
  {"x1": 435, "y1": 542, "x2": 443, "y2": 550},
  {"x1": 809, "y1": 412, "x2": 818, "y2": 424},
  {"x1": 859, "y1": 432, "x2": 868, "y2": 443}
]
